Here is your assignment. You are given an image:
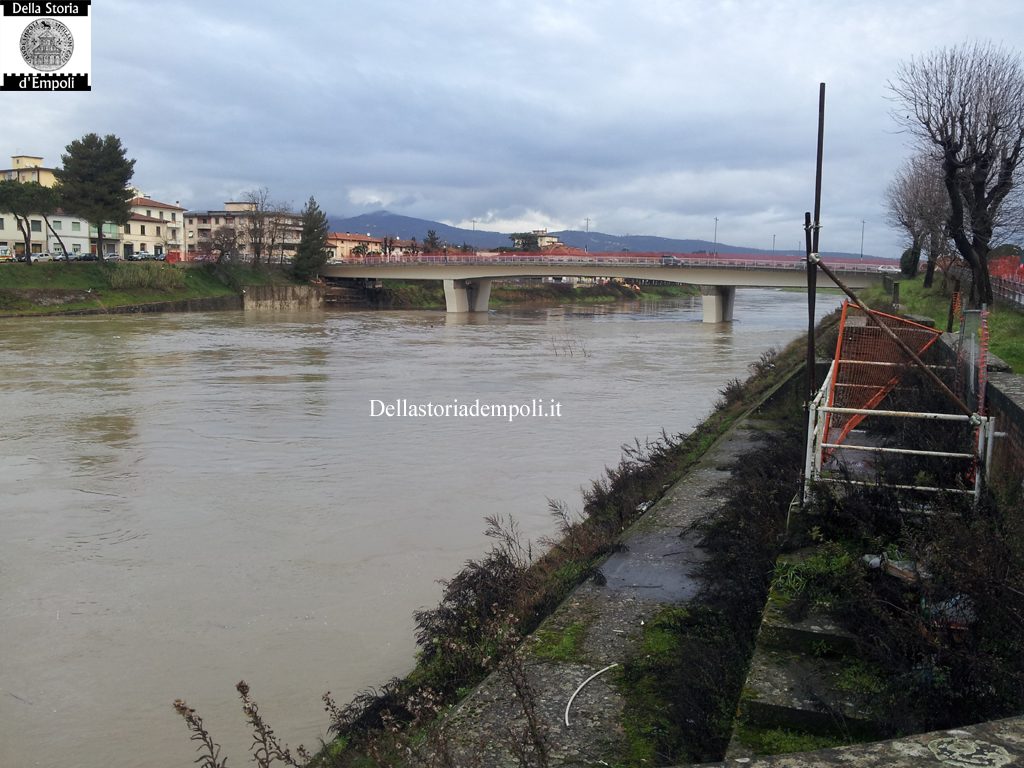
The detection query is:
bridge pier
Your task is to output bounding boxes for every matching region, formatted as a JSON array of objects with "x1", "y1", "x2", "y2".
[
  {"x1": 443, "y1": 278, "x2": 493, "y2": 313},
  {"x1": 700, "y1": 285, "x2": 736, "y2": 323}
]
